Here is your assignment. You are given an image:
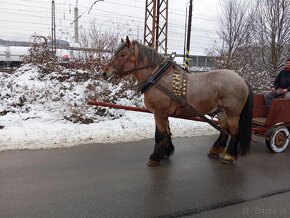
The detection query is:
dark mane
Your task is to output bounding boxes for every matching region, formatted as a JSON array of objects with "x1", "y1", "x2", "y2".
[
  {"x1": 114, "y1": 40, "x2": 165, "y2": 65},
  {"x1": 134, "y1": 41, "x2": 165, "y2": 65}
]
